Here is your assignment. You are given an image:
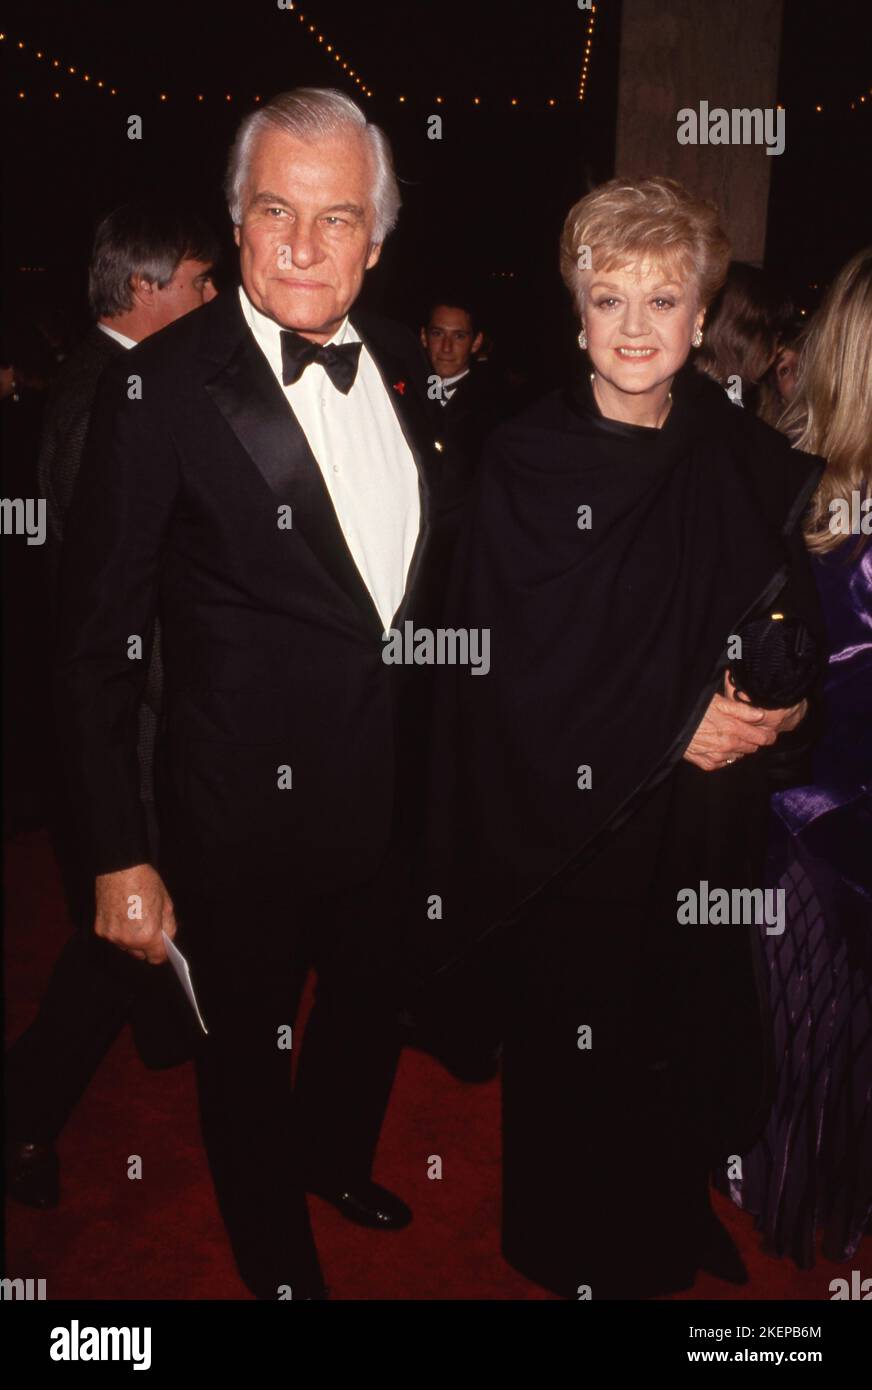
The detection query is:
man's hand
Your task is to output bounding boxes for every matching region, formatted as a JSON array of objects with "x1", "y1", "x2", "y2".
[
  {"x1": 94, "y1": 863, "x2": 177, "y2": 964},
  {"x1": 683, "y1": 673, "x2": 807, "y2": 773}
]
